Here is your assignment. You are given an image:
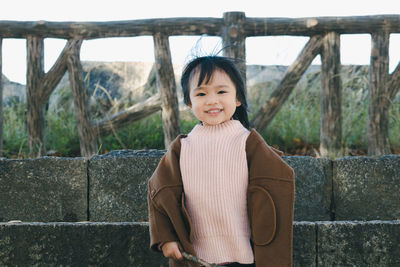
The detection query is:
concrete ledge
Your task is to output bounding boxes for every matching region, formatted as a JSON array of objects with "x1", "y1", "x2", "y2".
[
  {"x1": 1, "y1": 153, "x2": 400, "y2": 222},
  {"x1": 317, "y1": 220, "x2": 400, "y2": 266},
  {"x1": 334, "y1": 155, "x2": 400, "y2": 220},
  {"x1": 88, "y1": 150, "x2": 163, "y2": 222},
  {"x1": 88, "y1": 153, "x2": 400, "y2": 221},
  {"x1": 284, "y1": 157, "x2": 332, "y2": 221},
  {"x1": 88, "y1": 152, "x2": 334, "y2": 222},
  {"x1": 0, "y1": 222, "x2": 165, "y2": 266},
  {"x1": 0, "y1": 157, "x2": 88, "y2": 222},
  {"x1": 0, "y1": 221, "x2": 398, "y2": 266},
  {"x1": 293, "y1": 221, "x2": 316, "y2": 267}
]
